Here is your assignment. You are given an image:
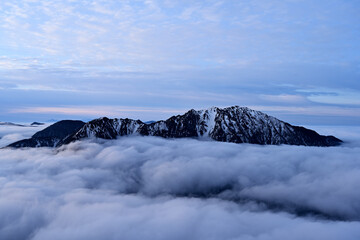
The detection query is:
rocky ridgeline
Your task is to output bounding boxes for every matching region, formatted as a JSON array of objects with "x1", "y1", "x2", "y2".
[{"x1": 7, "y1": 106, "x2": 342, "y2": 148}]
